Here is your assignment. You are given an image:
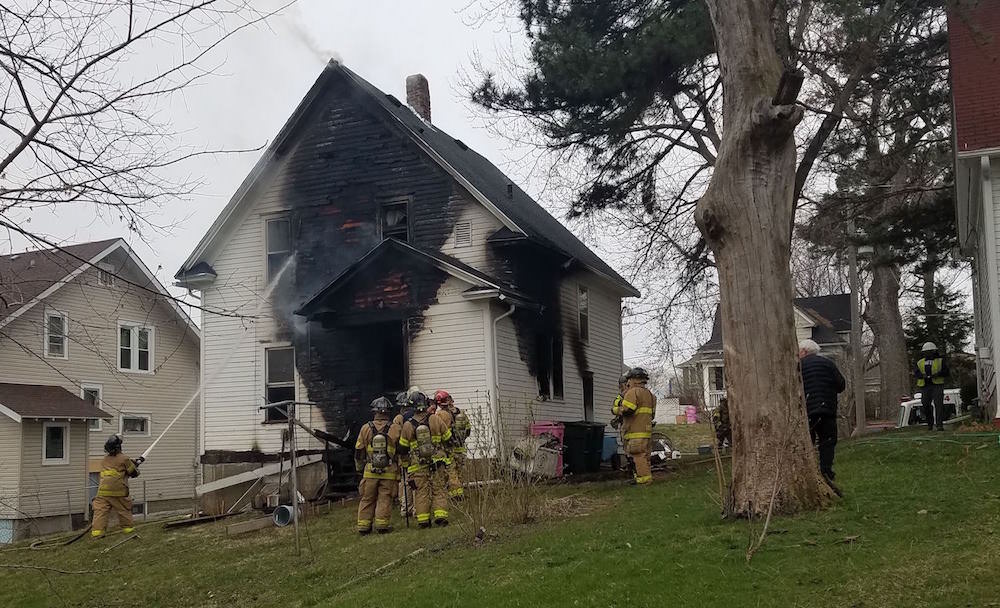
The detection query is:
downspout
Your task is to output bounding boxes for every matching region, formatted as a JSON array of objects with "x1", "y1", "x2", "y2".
[{"x1": 492, "y1": 296, "x2": 516, "y2": 455}]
